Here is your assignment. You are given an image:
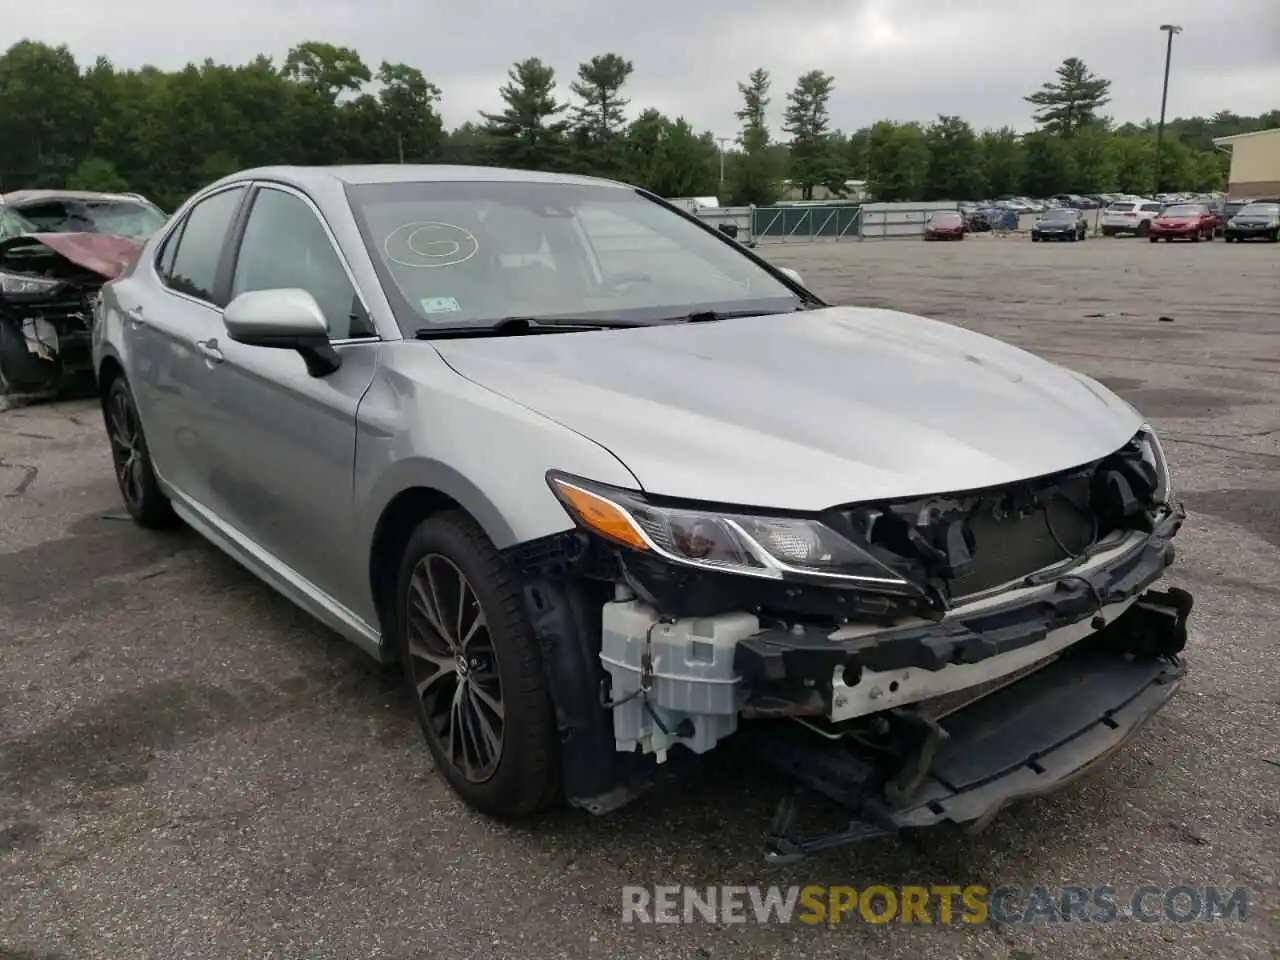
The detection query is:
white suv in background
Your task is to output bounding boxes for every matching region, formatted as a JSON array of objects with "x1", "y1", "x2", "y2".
[{"x1": 1101, "y1": 199, "x2": 1164, "y2": 237}]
